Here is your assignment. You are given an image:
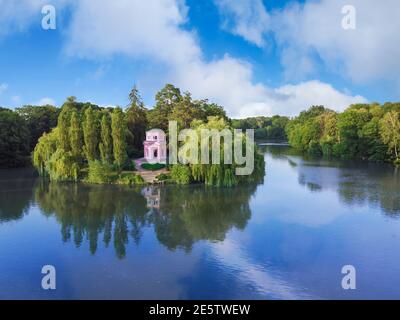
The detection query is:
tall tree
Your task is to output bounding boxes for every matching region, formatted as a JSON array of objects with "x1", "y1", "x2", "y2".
[
  {"x1": 169, "y1": 92, "x2": 202, "y2": 129},
  {"x1": 111, "y1": 107, "x2": 127, "y2": 168},
  {"x1": 380, "y1": 111, "x2": 400, "y2": 159},
  {"x1": 57, "y1": 108, "x2": 71, "y2": 152},
  {"x1": 69, "y1": 110, "x2": 83, "y2": 158},
  {"x1": 148, "y1": 84, "x2": 182, "y2": 131},
  {"x1": 99, "y1": 113, "x2": 113, "y2": 163},
  {"x1": 83, "y1": 107, "x2": 99, "y2": 162},
  {"x1": 126, "y1": 85, "x2": 148, "y2": 155}
]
